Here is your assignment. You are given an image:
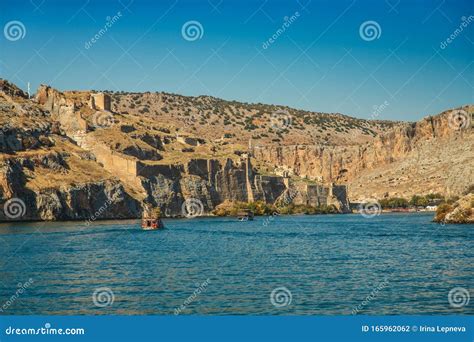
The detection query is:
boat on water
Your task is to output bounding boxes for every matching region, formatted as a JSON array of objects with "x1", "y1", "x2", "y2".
[
  {"x1": 237, "y1": 209, "x2": 254, "y2": 221},
  {"x1": 141, "y1": 218, "x2": 164, "y2": 230},
  {"x1": 141, "y1": 205, "x2": 164, "y2": 230}
]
